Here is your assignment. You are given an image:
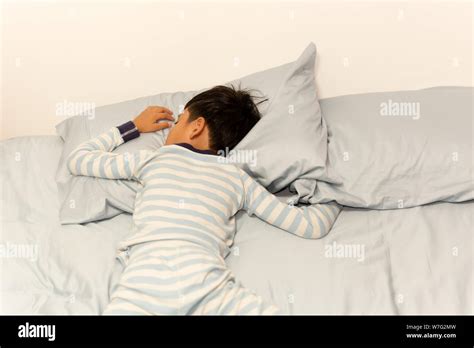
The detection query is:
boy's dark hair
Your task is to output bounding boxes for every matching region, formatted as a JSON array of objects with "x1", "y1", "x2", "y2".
[{"x1": 184, "y1": 84, "x2": 267, "y2": 153}]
